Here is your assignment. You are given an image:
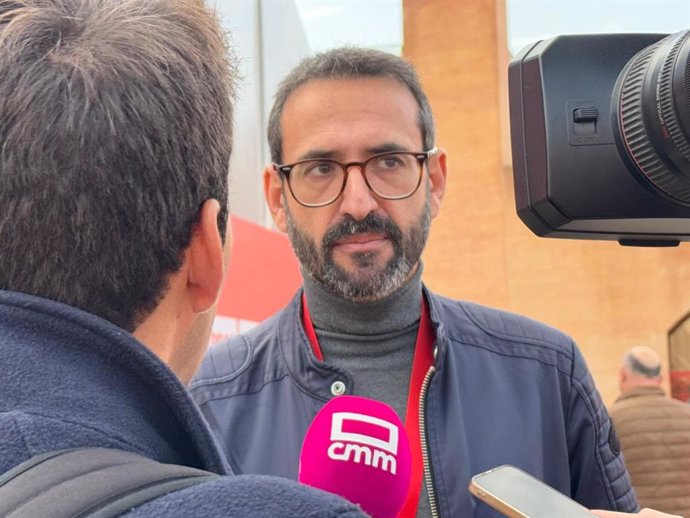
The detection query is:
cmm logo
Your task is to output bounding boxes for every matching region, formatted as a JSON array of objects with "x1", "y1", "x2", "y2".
[{"x1": 327, "y1": 412, "x2": 399, "y2": 475}]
